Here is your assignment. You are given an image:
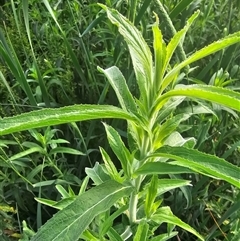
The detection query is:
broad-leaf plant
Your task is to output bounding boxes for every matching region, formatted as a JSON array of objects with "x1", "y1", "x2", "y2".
[{"x1": 1, "y1": 5, "x2": 240, "y2": 241}]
